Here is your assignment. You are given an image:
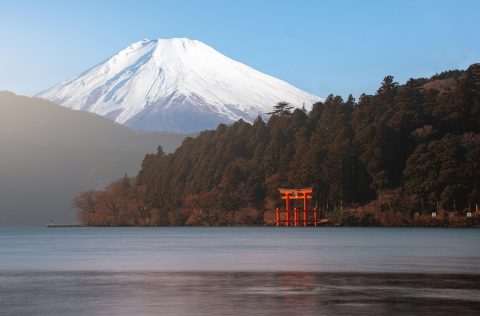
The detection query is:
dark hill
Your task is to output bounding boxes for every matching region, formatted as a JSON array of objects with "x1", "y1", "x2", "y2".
[{"x1": 0, "y1": 92, "x2": 188, "y2": 226}]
